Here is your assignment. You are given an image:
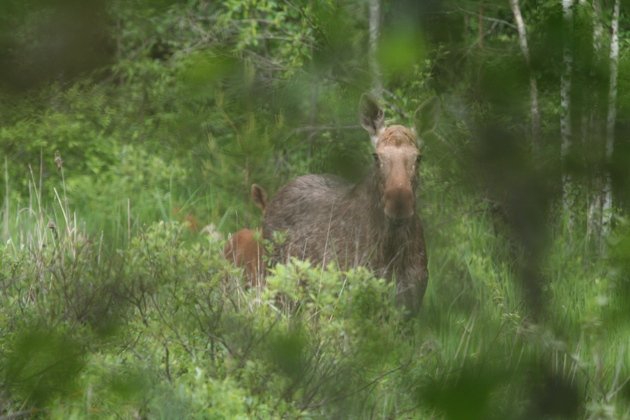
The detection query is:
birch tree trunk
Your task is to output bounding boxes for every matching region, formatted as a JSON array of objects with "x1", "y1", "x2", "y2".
[
  {"x1": 368, "y1": 0, "x2": 383, "y2": 100},
  {"x1": 601, "y1": 0, "x2": 620, "y2": 236},
  {"x1": 509, "y1": 0, "x2": 540, "y2": 151},
  {"x1": 478, "y1": 3, "x2": 484, "y2": 49},
  {"x1": 561, "y1": 0, "x2": 575, "y2": 228},
  {"x1": 592, "y1": 0, "x2": 604, "y2": 52},
  {"x1": 586, "y1": 0, "x2": 605, "y2": 241}
]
